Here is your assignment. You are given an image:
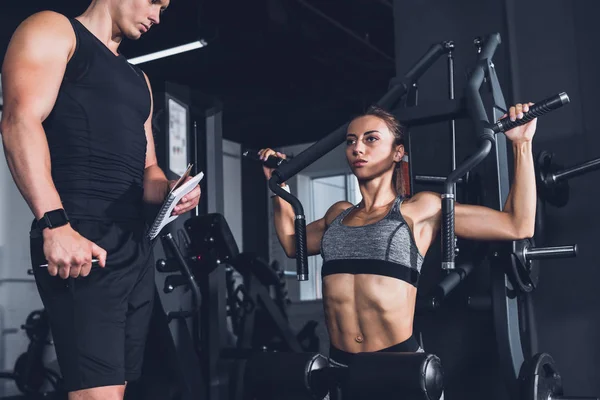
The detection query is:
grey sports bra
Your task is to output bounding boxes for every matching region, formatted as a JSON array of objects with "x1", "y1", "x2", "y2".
[{"x1": 320, "y1": 196, "x2": 424, "y2": 287}]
